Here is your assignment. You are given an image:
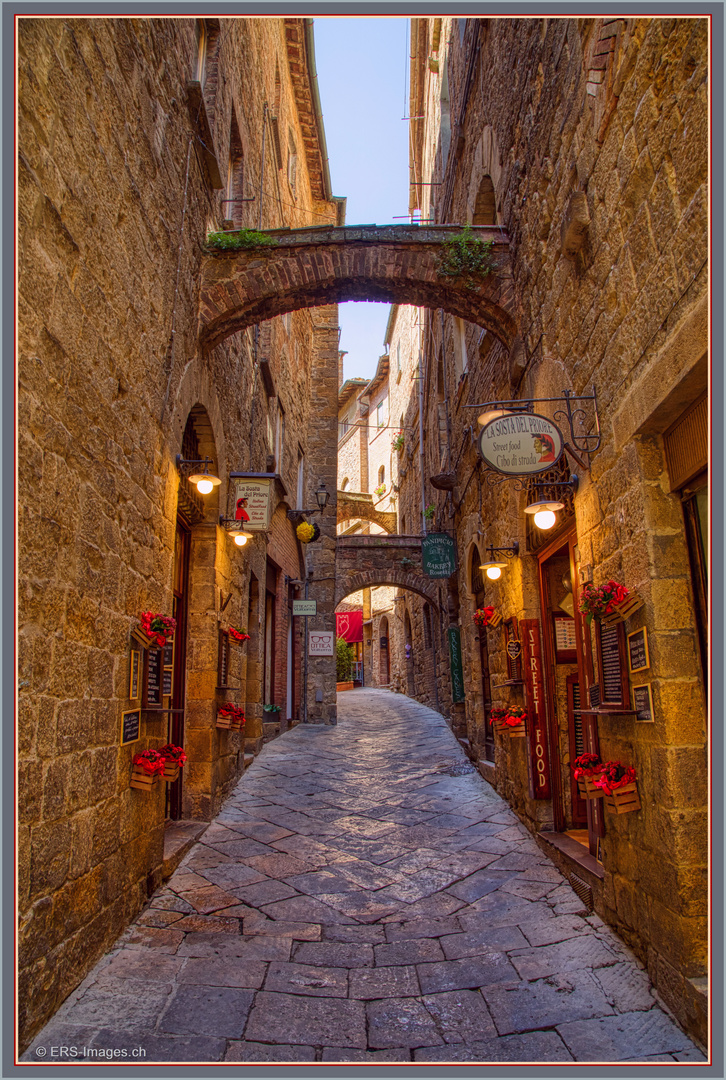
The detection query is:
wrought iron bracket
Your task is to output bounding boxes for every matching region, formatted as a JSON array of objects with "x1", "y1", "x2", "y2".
[{"x1": 466, "y1": 384, "x2": 602, "y2": 465}]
